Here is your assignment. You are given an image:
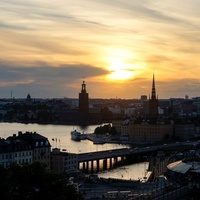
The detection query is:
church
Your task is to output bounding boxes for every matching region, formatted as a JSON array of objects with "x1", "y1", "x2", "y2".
[{"x1": 112, "y1": 74, "x2": 173, "y2": 144}]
